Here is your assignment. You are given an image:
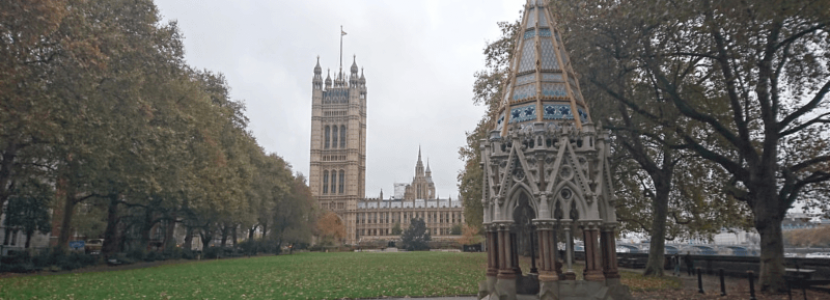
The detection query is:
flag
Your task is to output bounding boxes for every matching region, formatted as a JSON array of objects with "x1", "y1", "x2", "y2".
[{"x1": 341, "y1": 29, "x2": 347, "y2": 36}]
